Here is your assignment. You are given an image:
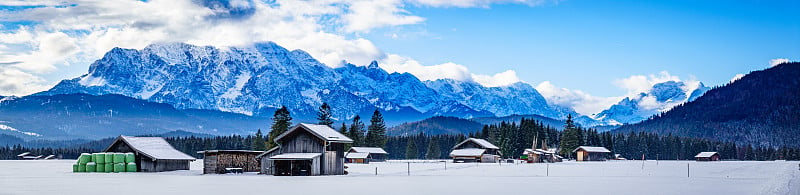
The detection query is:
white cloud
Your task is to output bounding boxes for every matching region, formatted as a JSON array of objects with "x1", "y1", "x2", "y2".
[
  {"x1": 379, "y1": 54, "x2": 522, "y2": 87},
  {"x1": 730, "y1": 73, "x2": 745, "y2": 83},
  {"x1": 0, "y1": 67, "x2": 49, "y2": 96},
  {"x1": 770, "y1": 58, "x2": 789, "y2": 67},
  {"x1": 0, "y1": 0, "x2": 560, "y2": 96},
  {"x1": 410, "y1": 0, "x2": 557, "y2": 8},
  {"x1": 343, "y1": 0, "x2": 425, "y2": 32},
  {"x1": 535, "y1": 81, "x2": 622, "y2": 116},
  {"x1": 471, "y1": 70, "x2": 521, "y2": 87}
]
